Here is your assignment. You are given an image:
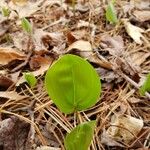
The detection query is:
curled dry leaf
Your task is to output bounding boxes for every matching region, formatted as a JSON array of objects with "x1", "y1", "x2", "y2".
[
  {"x1": 0, "y1": 75, "x2": 14, "y2": 89},
  {"x1": 67, "y1": 40, "x2": 112, "y2": 69},
  {"x1": 16, "y1": 56, "x2": 53, "y2": 86},
  {"x1": 106, "y1": 115, "x2": 143, "y2": 144},
  {"x1": 123, "y1": 20, "x2": 145, "y2": 44},
  {"x1": 0, "y1": 48, "x2": 26, "y2": 65},
  {"x1": 133, "y1": 10, "x2": 150, "y2": 22}
]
